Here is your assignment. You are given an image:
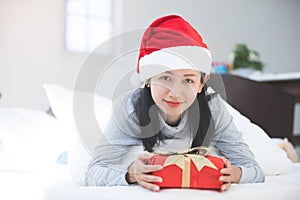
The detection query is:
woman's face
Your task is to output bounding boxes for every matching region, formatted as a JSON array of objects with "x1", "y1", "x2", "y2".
[{"x1": 149, "y1": 69, "x2": 209, "y2": 125}]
